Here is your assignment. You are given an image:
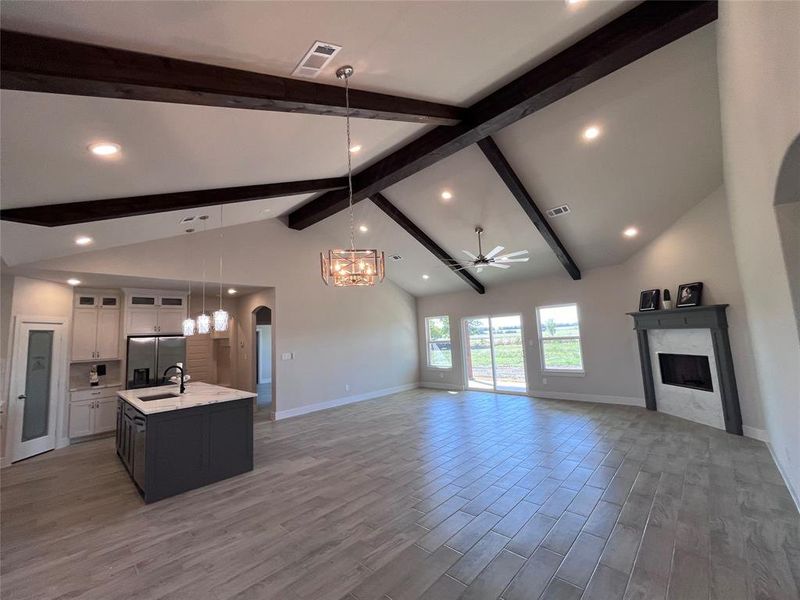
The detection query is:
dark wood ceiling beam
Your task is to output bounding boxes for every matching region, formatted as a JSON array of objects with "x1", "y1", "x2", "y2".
[
  {"x1": 288, "y1": 1, "x2": 717, "y2": 229},
  {"x1": 0, "y1": 178, "x2": 347, "y2": 227},
  {"x1": 0, "y1": 30, "x2": 464, "y2": 125},
  {"x1": 478, "y1": 137, "x2": 580, "y2": 280},
  {"x1": 370, "y1": 193, "x2": 485, "y2": 294}
]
